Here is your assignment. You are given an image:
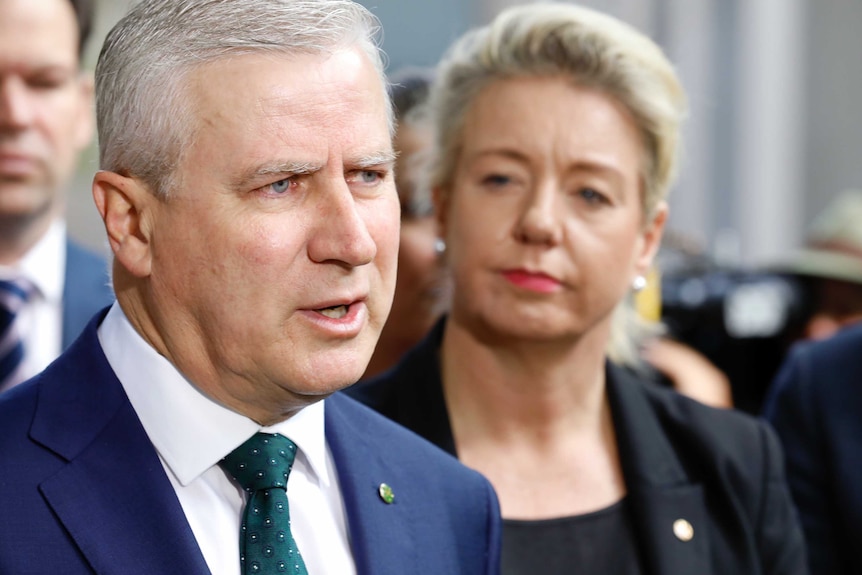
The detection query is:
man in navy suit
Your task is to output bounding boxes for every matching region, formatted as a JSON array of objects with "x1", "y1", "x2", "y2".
[
  {"x1": 0, "y1": 0, "x2": 113, "y2": 392},
  {"x1": 764, "y1": 323, "x2": 862, "y2": 575},
  {"x1": 0, "y1": 1, "x2": 500, "y2": 573}
]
